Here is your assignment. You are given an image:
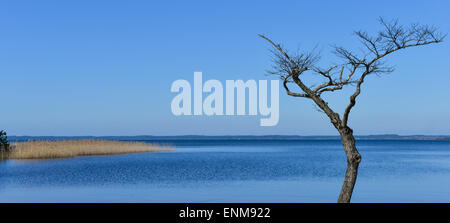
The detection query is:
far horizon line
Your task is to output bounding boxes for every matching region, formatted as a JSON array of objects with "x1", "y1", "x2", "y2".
[{"x1": 9, "y1": 134, "x2": 450, "y2": 137}]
